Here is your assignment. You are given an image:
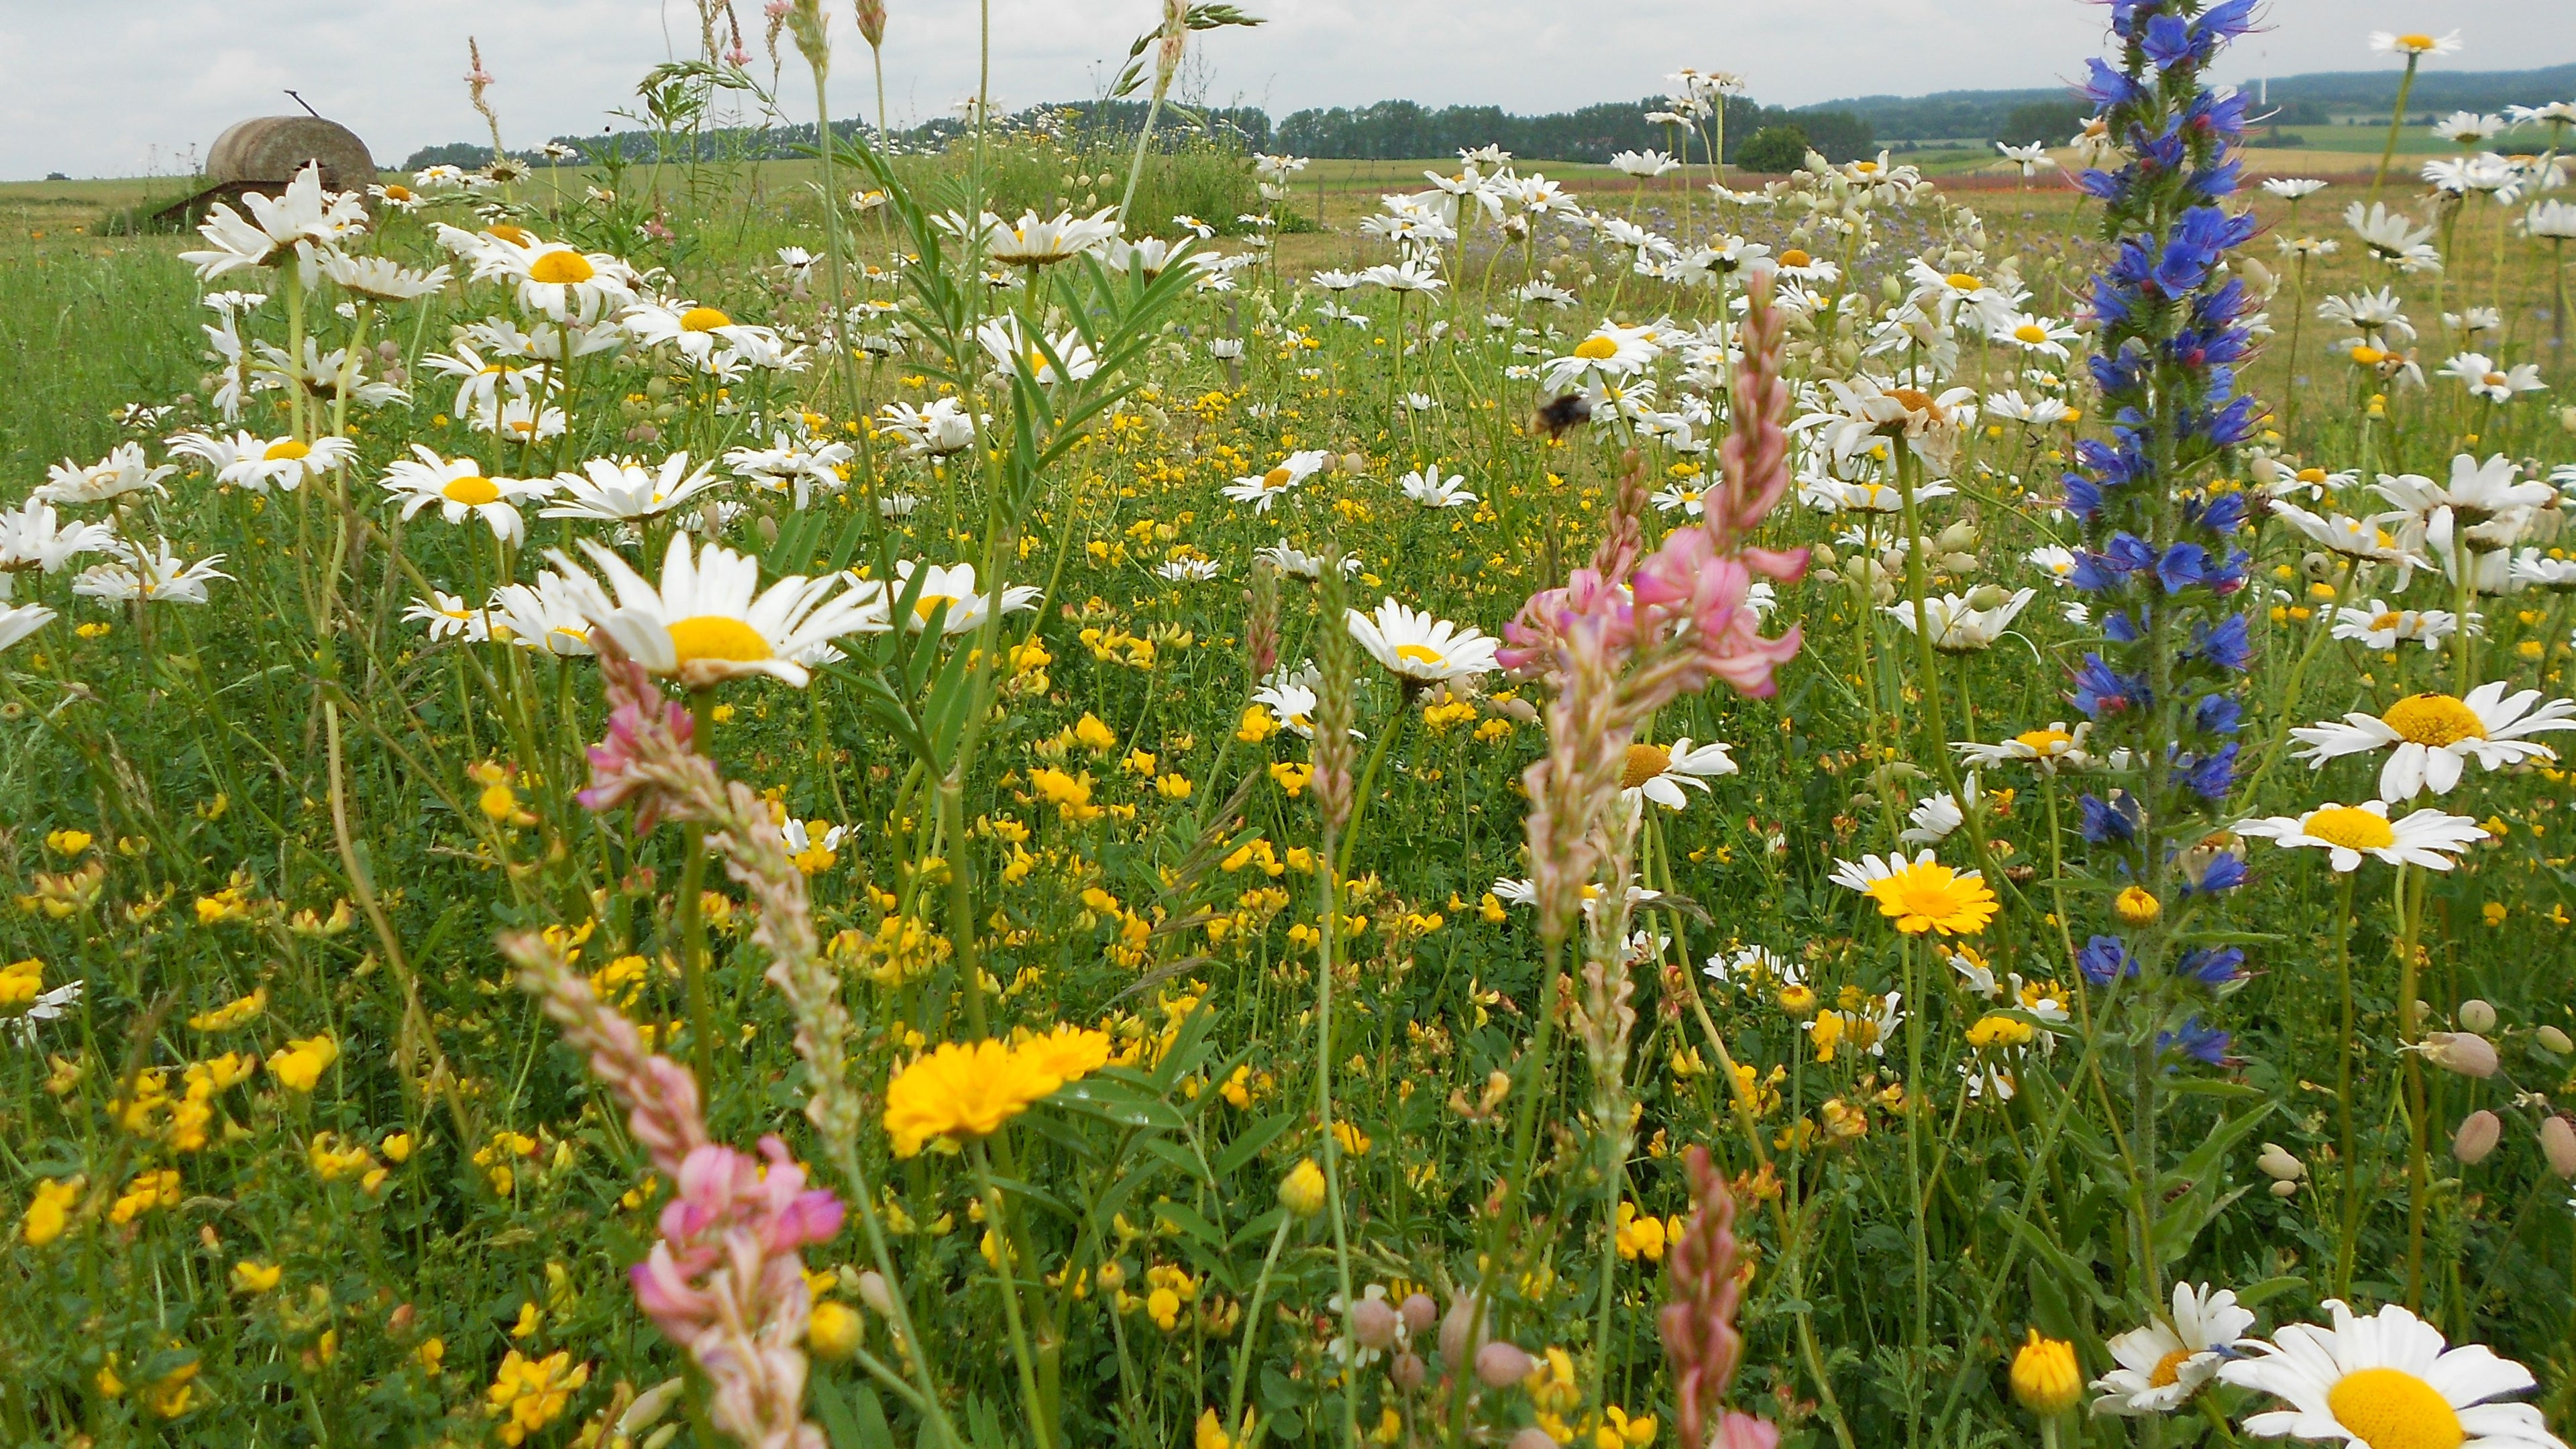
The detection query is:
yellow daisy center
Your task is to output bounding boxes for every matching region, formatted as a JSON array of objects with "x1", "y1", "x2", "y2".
[
  {"x1": 2324, "y1": 1366, "x2": 2463, "y2": 1449},
  {"x1": 488, "y1": 223, "x2": 534, "y2": 245},
  {"x1": 2147, "y1": 1348, "x2": 2195, "y2": 1389},
  {"x1": 383, "y1": 184, "x2": 413, "y2": 201},
  {"x1": 2370, "y1": 611, "x2": 2404, "y2": 631},
  {"x1": 912, "y1": 592, "x2": 961, "y2": 623},
  {"x1": 2482, "y1": 371, "x2": 2508, "y2": 388},
  {"x1": 1263, "y1": 467, "x2": 1294, "y2": 489},
  {"x1": 2396, "y1": 33, "x2": 2438, "y2": 51},
  {"x1": 2013, "y1": 728, "x2": 2074, "y2": 755},
  {"x1": 1945, "y1": 272, "x2": 1982, "y2": 292},
  {"x1": 2014, "y1": 323, "x2": 2049, "y2": 345},
  {"x1": 2297, "y1": 467, "x2": 2328, "y2": 483},
  {"x1": 529, "y1": 251, "x2": 596, "y2": 285},
  {"x1": 1621, "y1": 743, "x2": 1673, "y2": 790},
  {"x1": 1574, "y1": 336, "x2": 1622, "y2": 360},
  {"x1": 2381, "y1": 693, "x2": 2486, "y2": 747},
  {"x1": 679, "y1": 306, "x2": 733, "y2": 332},
  {"x1": 1854, "y1": 161, "x2": 1882, "y2": 174},
  {"x1": 1779, "y1": 248, "x2": 1812, "y2": 267},
  {"x1": 262, "y1": 440, "x2": 311, "y2": 462},
  {"x1": 441, "y1": 476, "x2": 502, "y2": 506},
  {"x1": 666, "y1": 615, "x2": 771, "y2": 663},
  {"x1": 2304, "y1": 806, "x2": 2397, "y2": 851},
  {"x1": 1395, "y1": 643, "x2": 1446, "y2": 667},
  {"x1": 2351, "y1": 345, "x2": 2387, "y2": 365}
]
